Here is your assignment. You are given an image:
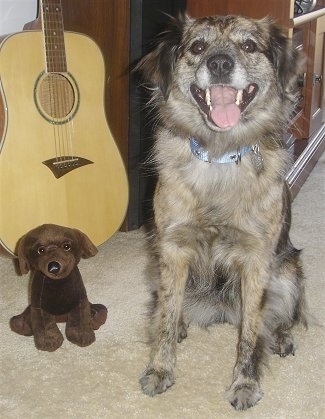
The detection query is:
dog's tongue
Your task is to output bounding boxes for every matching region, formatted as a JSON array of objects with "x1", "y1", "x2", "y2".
[{"x1": 209, "y1": 86, "x2": 240, "y2": 128}]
